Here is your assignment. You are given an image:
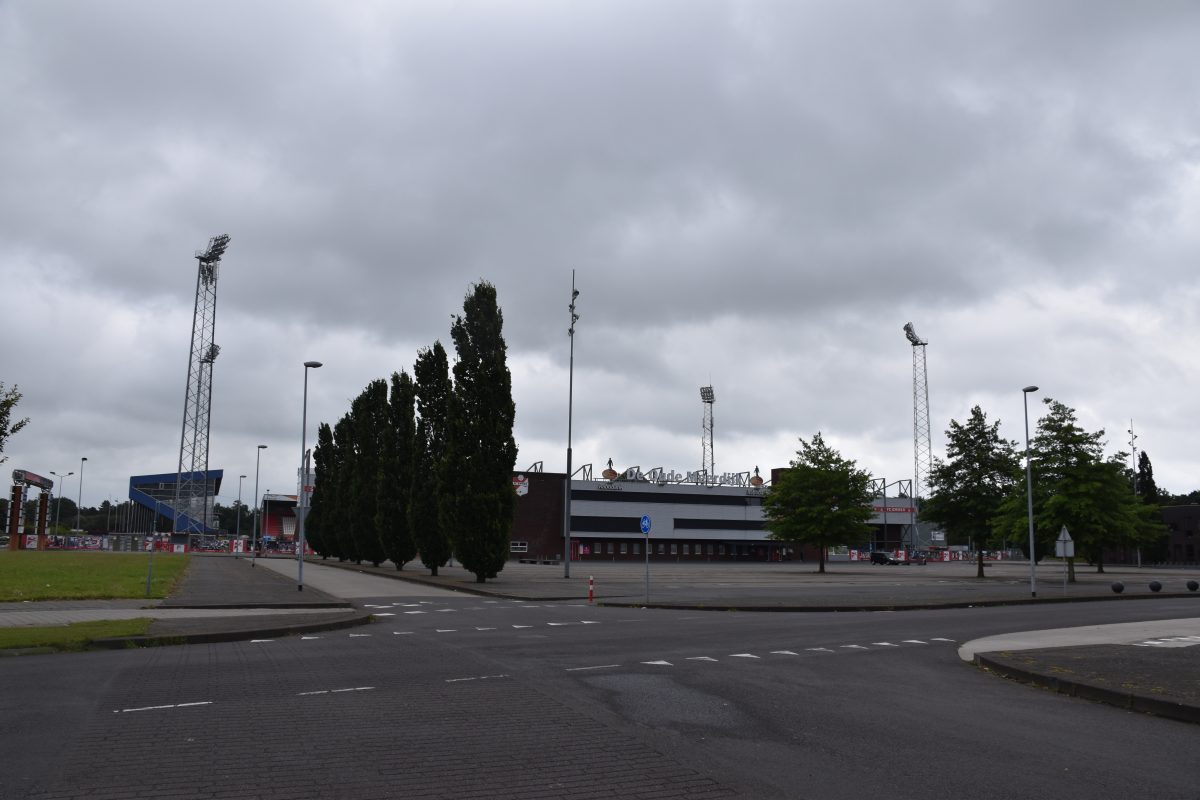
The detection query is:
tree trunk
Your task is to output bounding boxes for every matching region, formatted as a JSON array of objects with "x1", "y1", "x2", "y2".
[
  {"x1": 818, "y1": 546, "x2": 826, "y2": 574},
  {"x1": 976, "y1": 549, "x2": 985, "y2": 578},
  {"x1": 475, "y1": 573, "x2": 485, "y2": 584},
  {"x1": 430, "y1": 565, "x2": 438, "y2": 576},
  {"x1": 1095, "y1": 551, "x2": 1105, "y2": 574}
]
